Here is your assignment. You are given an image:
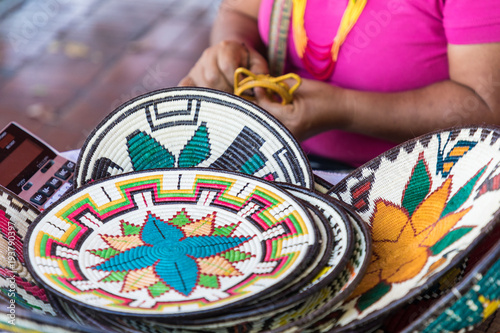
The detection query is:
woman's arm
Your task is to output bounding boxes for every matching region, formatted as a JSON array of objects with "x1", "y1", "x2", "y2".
[
  {"x1": 210, "y1": 0, "x2": 263, "y2": 47},
  {"x1": 179, "y1": 0, "x2": 267, "y2": 92},
  {"x1": 256, "y1": 43, "x2": 500, "y2": 142}
]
